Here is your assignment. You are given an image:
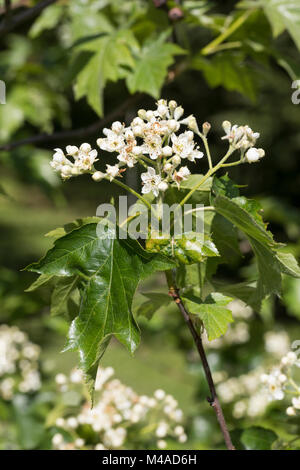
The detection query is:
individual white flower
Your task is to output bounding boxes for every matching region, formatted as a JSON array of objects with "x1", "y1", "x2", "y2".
[
  {"x1": 141, "y1": 167, "x2": 162, "y2": 197},
  {"x1": 281, "y1": 352, "x2": 298, "y2": 366},
  {"x1": 154, "y1": 389, "x2": 166, "y2": 400},
  {"x1": 74, "y1": 145, "x2": 98, "y2": 171},
  {"x1": 286, "y1": 406, "x2": 296, "y2": 416},
  {"x1": 156, "y1": 421, "x2": 168, "y2": 437},
  {"x1": 66, "y1": 417, "x2": 78, "y2": 429},
  {"x1": 174, "y1": 425, "x2": 184, "y2": 436},
  {"x1": 75, "y1": 438, "x2": 85, "y2": 448},
  {"x1": 97, "y1": 129, "x2": 125, "y2": 153},
  {"x1": 178, "y1": 433, "x2": 187, "y2": 443},
  {"x1": 171, "y1": 132, "x2": 203, "y2": 162},
  {"x1": 245, "y1": 147, "x2": 265, "y2": 163},
  {"x1": 292, "y1": 396, "x2": 300, "y2": 410},
  {"x1": 55, "y1": 373, "x2": 67, "y2": 385},
  {"x1": 52, "y1": 433, "x2": 64, "y2": 447},
  {"x1": 106, "y1": 164, "x2": 120, "y2": 181},
  {"x1": 157, "y1": 439, "x2": 167, "y2": 449},
  {"x1": 172, "y1": 166, "x2": 190, "y2": 188},
  {"x1": 141, "y1": 134, "x2": 163, "y2": 160}
]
